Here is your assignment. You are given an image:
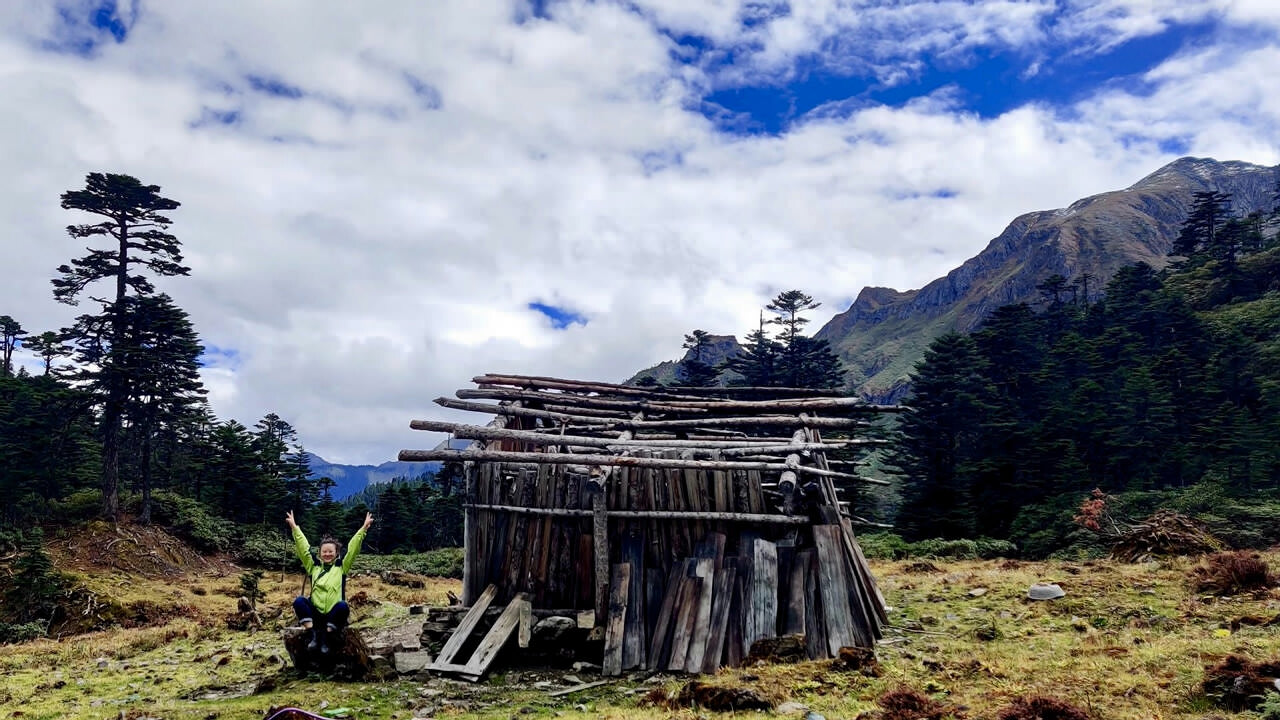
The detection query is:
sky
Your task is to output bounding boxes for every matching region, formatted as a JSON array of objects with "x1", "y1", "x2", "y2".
[{"x1": 3, "y1": 0, "x2": 1280, "y2": 466}]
